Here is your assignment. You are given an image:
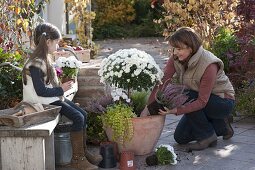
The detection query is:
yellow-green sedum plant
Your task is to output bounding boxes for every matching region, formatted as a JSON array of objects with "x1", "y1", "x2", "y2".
[{"x1": 101, "y1": 103, "x2": 137, "y2": 144}]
